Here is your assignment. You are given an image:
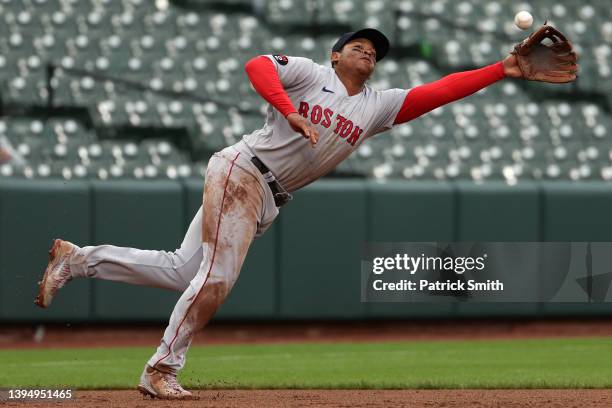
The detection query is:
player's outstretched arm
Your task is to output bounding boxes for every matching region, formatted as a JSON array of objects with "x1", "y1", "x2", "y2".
[
  {"x1": 393, "y1": 61, "x2": 507, "y2": 125},
  {"x1": 244, "y1": 56, "x2": 319, "y2": 147},
  {"x1": 392, "y1": 24, "x2": 580, "y2": 125},
  {"x1": 392, "y1": 44, "x2": 578, "y2": 127}
]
